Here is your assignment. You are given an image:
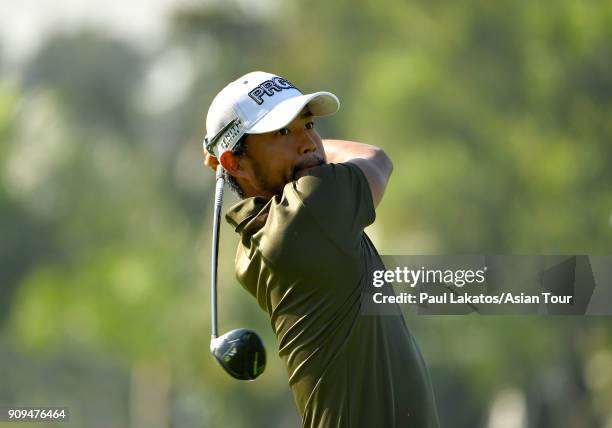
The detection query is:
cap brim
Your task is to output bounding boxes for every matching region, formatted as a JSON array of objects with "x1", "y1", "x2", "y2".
[{"x1": 246, "y1": 91, "x2": 339, "y2": 134}]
